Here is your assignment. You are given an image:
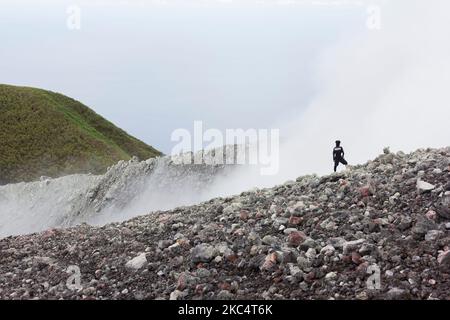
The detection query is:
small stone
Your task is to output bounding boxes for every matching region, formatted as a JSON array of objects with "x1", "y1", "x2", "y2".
[
  {"x1": 437, "y1": 250, "x2": 450, "y2": 270},
  {"x1": 328, "y1": 237, "x2": 346, "y2": 250},
  {"x1": 288, "y1": 264, "x2": 302, "y2": 277},
  {"x1": 158, "y1": 240, "x2": 172, "y2": 249},
  {"x1": 170, "y1": 290, "x2": 187, "y2": 300},
  {"x1": 296, "y1": 256, "x2": 311, "y2": 270},
  {"x1": 217, "y1": 290, "x2": 234, "y2": 300},
  {"x1": 215, "y1": 243, "x2": 234, "y2": 258},
  {"x1": 288, "y1": 216, "x2": 302, "y2": 225},
  {"x1": 325, "y1": 272, "x2": 337, "y2": 280},
  {"x1": 436, "y1": 196, "x2": 450, "y2": 219},
  {"x1": 239, "y1": 210, "x2": 249, "y2": 221},
  {"x1": 191, "y1": 244, "x2": 217, "y2": 263},
  {"x1": 385, "y1": 288, "x2": 409, "y2": 300},
  {"x1": 343, "y1": 239, "x2": 365, "y2": 254},
  {"x1": 305, "y1": 248, "x2": 316, "y2": 260},
  {"x1": 320, "y1": 245, "x2": 336, "y2": 256},
  {"x1": 262, "y1": 235, "x2": 278, "y2": 246},
  {"x1": 177, "y1": 272, "x2": 198, "y2": 290},
  {"x1": 356, "y1": 291, "x2": 368, "y2": 300},
  {"x1": 288, "y1": 231, "x2": 306, "y2": 247},
  {"x1": 125, "y1": 253, "x2": 147, "y2": 271},
  {"x1": 425, "y1": 210, "x2": 437, "y2": 220},
  {"x1": 197, "y1": 268, "x2": 211, "y2": 278},
  {"x1": 33, "y1": 256, "x2": 56, "y2": 266},
  {"x1": 398, "y1": 217, "x2": 413, "y2": 231},
  {"x1": 300, "y1": 238, "x2": 317, "y2": 250},
  {"x1": 412, "y1": 218, "x2": 438, "y2": 240},
  {"x1": 351, "y1": 252, "x2": 362, "y2": 265},
  {"x1": 417, "y1": 179, "x2": 435, "y2": 192},
  {"x1": 359, "y1": 186, "x2": 373, "y2": 197},
  {"x1": 305, "y1": 271, "x2": 315, "y2": 282},
  {"x1": 425, "y1": 230, "x2": 443, "y2": 241},
  {"x1": 283, "y1": 228, "x2": 298, "y2": 235}
]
